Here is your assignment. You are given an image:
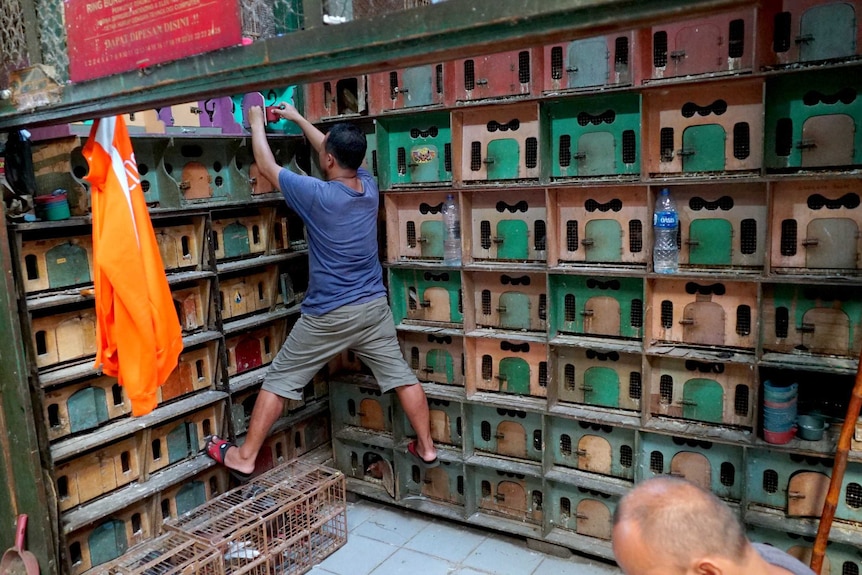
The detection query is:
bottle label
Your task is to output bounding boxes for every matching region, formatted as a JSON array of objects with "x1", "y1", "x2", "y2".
[{"x1": 653, "y1": 210, "x2": 678, "y2": 228}]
